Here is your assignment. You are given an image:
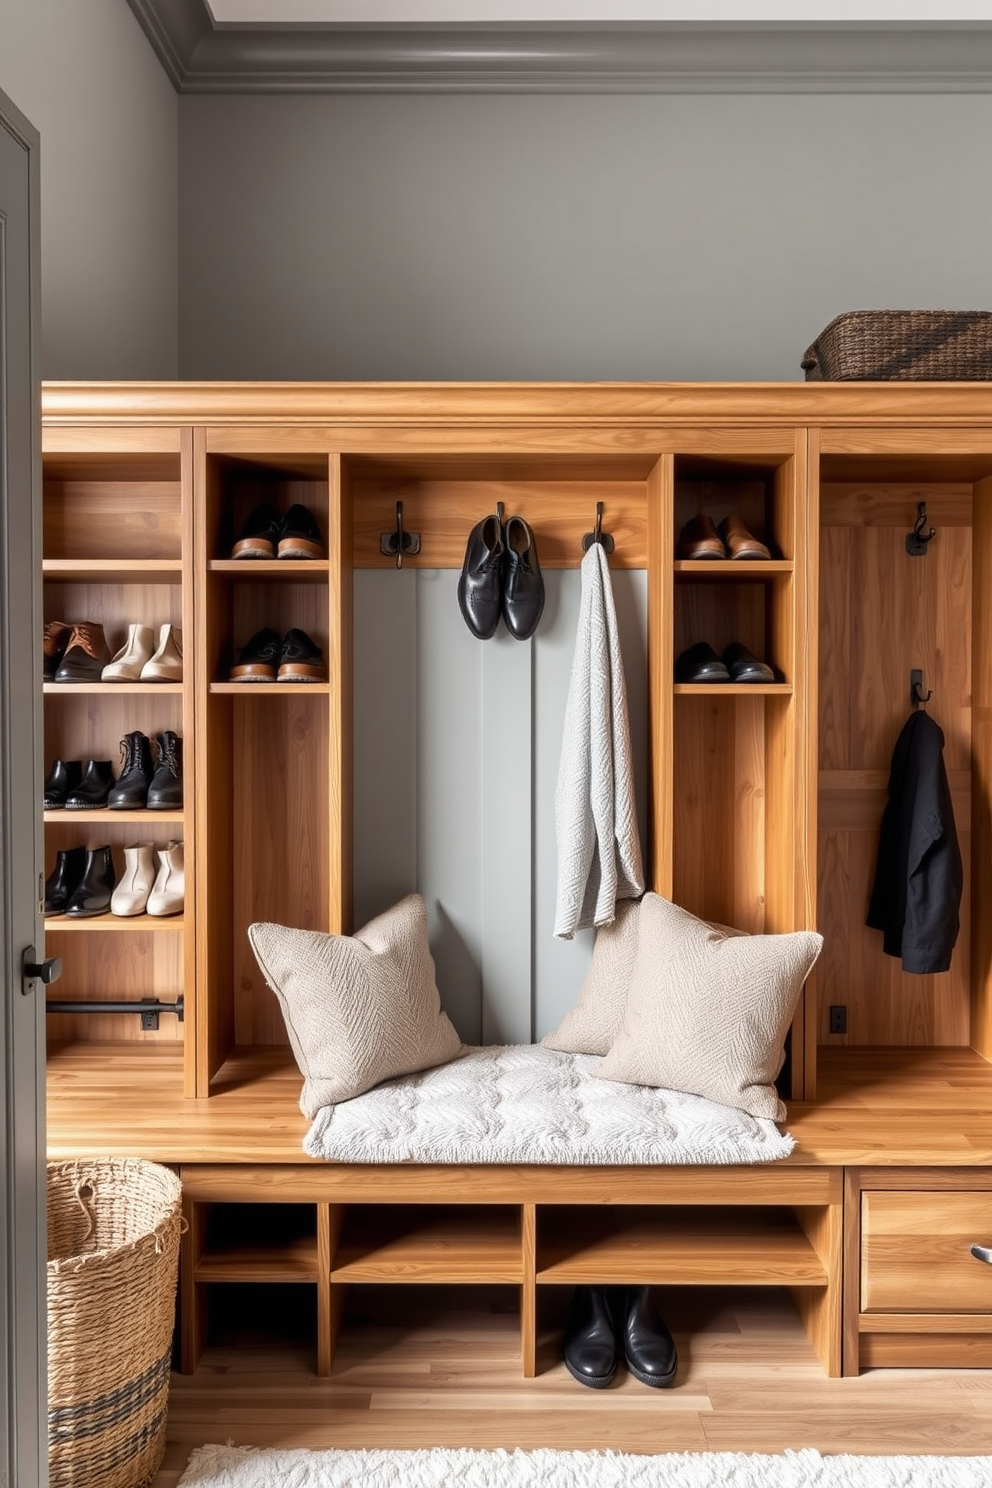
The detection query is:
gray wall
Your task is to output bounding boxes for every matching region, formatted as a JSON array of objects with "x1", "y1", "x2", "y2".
[
  {"x1": 179, "y1": 91, "x2": 992, "y2": 381},
  {"x1": 0, "y1": 0, "x2": 178, "y2": 379}
]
